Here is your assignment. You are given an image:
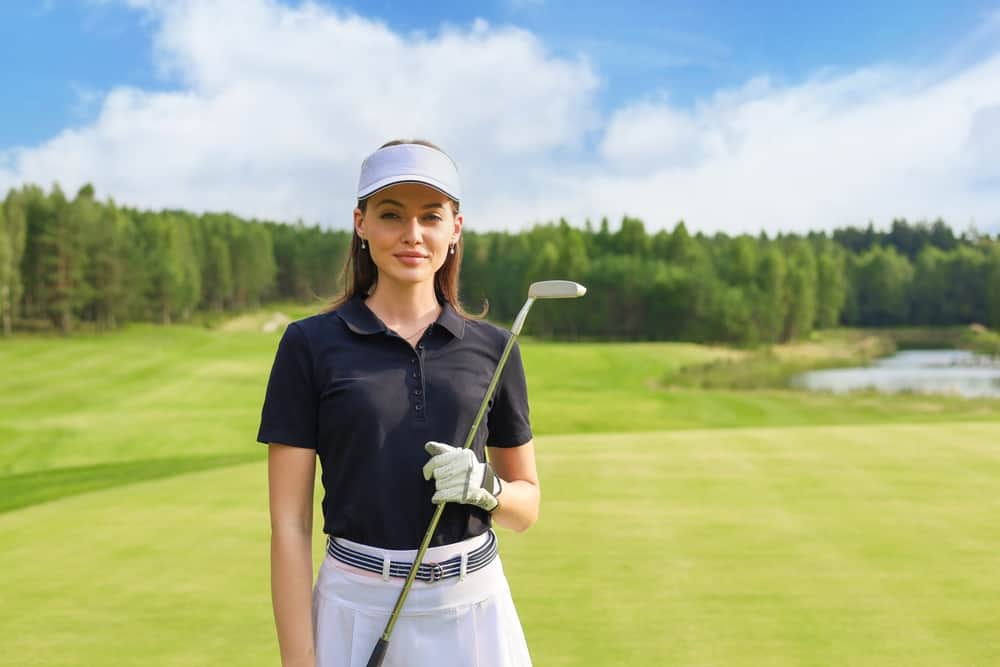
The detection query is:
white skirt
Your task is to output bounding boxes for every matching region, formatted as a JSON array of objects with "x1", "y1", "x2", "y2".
[{"x1": 312, "y1": 531, "x2": 532, "y2": 667}]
